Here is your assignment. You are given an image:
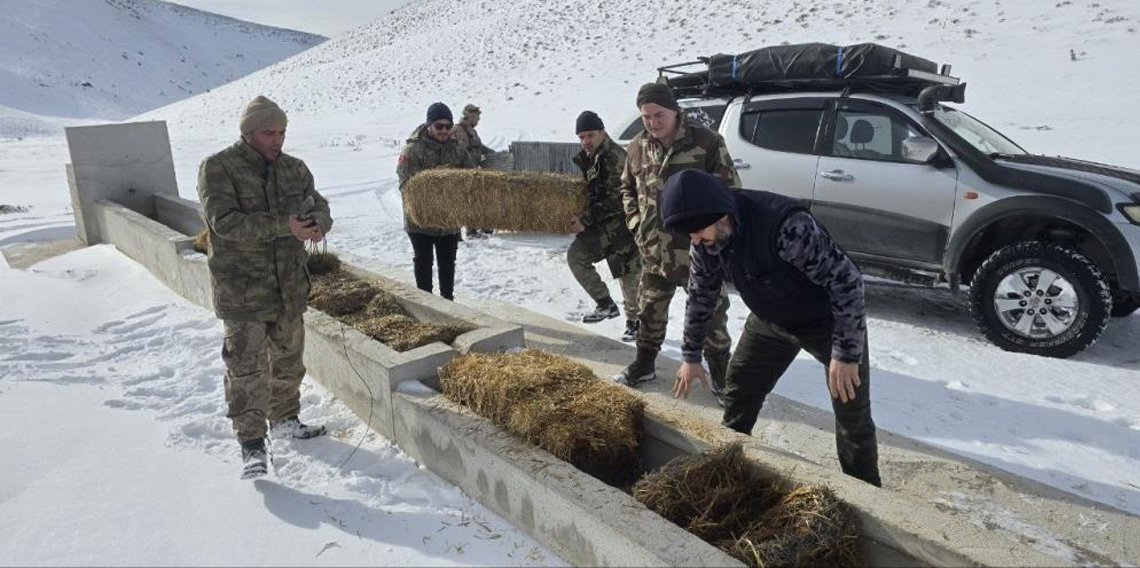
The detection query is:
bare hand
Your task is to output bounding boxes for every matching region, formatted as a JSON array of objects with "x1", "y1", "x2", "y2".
[
  {"x1": 827, "y1": 359, "x2": 861, "y2": 403},
  {"x1": 289, "y1": 215, "x2": 319, "y2": 241},
  {"x1": 673, "y1": 361, "x2": 710, "y2": 399},
  {"x1": 569, "y1": 216, "x2": 584, "y2": 234}
]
